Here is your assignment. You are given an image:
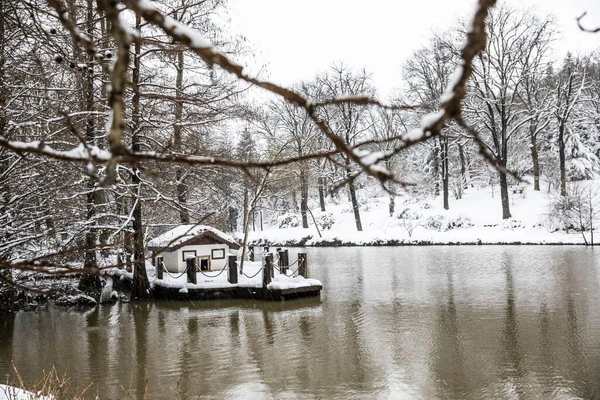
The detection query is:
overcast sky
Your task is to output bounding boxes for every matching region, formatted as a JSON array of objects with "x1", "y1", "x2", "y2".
[{"x1": 227, "y1": 0, "x2": 600, "y2": 99}]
